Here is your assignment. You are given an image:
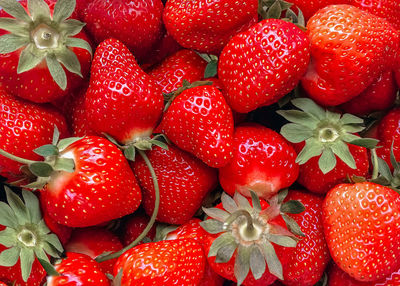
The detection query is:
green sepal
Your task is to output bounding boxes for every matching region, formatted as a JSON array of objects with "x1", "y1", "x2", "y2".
[
  {"x1": 124, "y1": 146, "x2": 136, "y2": 161},
  {"x1": 53, "y1": 0, "x2": 76, "y2": 23},
  {"x1": 22, "y1": 191, "x2": 41, "y2": 224},
  {"x1": 20, "y1": 247, "x2": 34, "y2": 282},
  {"x1": 280, "y1": 123, "x2": 313, "y2": 143},
  {"x1": 291, "y1": 98, "x2": 325, "y2": 120},
  {"x1": 280, "y1": 200, "x2": 305, "y2": 214},
  {"x1": 52, "y1": 126, "x2": 60, "y2": 145},
  {"x1": 5, "y1": 187, "x2": 29, "y2": 225},
  {"x1": 331, "y1": 141, "x2": 356, "y2": 170},
  {"x1": 215, "y1": 241, "x2": 237, "y2": 263},
  {"x1": 65, "y1": 37, "x2": 93, "y2": 56},
  {"x1": 46, "y1": 54, "x2": 67, "y2": 90},
  {"x1": 277, "y1": 189, "x2": 288, "y2": 204},
  {"x1": 260, "y1": 240, "x2": 283, "y2": 280},
  {"x1": 0, "y1": 228, "x2": 17, "y2": 247},
  {"x1": 295, "y1": 139, "x2": 323, "y2": 165},
  {"x1": 54, "y1": 158, "x2": 75, "y2": 172},
  {"x1": 37, "y1": 257, "x2": 60, "y2": 277},
  {"x1": 340, "y1": 113, "x2": 364, "y2": 125},
  {"x1": 45, "y1": 233, "x2": 63, "y2": 253},
  {"x1": 0, "y1": 0, "x2": 31, "y2": 22},
  {"x1": 276, "y1": 110, "x2": 319, "y2": 129},
  {"x1": 199, "y1": 219, "x2": 225, "y2": 234},
  {"x1": 0, "y1": 18, "x2": 29, "y2": 36},
  {"x1": 282, "y1": 213, "x2": 305, "y2": 237},
  {"x1": 0, "y1": 33, "x2": 28, "y2": 53},
  {"x1": 29, "y1": 162, "x2": 54, "y2": 178},
  {"x1": 233, "y1": 192, "x2": 252, "y2": 213},
  {"x1": 57, "y1": 137, "x2": 82, "y2": 151},
  {"x1": 202, "y1": 207, "x2": 230, "y2": 222},
  {"x1": 28, "y1": 0, "x2": 51, "y2": 22},
  {"x1": 220, "y1": 192, "x2": 238, "y2": 214},
  {"x1": 349, "y1": 138, "x2": 379, "y2": 149},
  {"x1": 249, "y1": 245, "x2": 266, "y2": 280},
  {"x1": 0, "y1": 246, "x2": 20, "y2": 267},
  {"x1": 250, "y1": 191, "x2": 262, "y2": 213},
  {"x1": 23, "y1": 177, "x2": 48, "y2": 190},
  {"x1": 55, "y1": 48, "x2": 82, "y2": 77},
  {"x1": 60, "y1": 19, "x2": 85, "y2": 36},
  {"x1": 318, "y1": 148, "x2": 336, "y2": 174},
  {"x1": 204, "y1": 60, "x2": 218, "y2": 78},
  {"x1": 266, "y1": 0, "x2": 283, "y2": 19},
  {"x1": 267, "y1": 234, "x2": 297, "y2": 247},
  {"x1": 33, "y1": 144, "x2": 59, "y2": 157},
  {"x1": 0, "y1": 202, "x2": 18, "y2": 228},
  {"x1": 208, "y1": 232, "x2": 236, "y2": 257},
  {"x1": 234, "y1": 245, "x2": 251, "y2": 285}
]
